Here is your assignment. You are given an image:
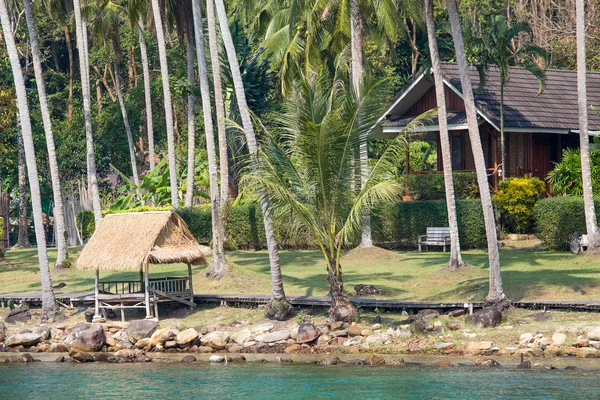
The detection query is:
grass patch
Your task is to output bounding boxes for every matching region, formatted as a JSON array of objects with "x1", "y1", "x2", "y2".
[{"x1": 2, "y1": 242, "x2": 600, "y2": 302}]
